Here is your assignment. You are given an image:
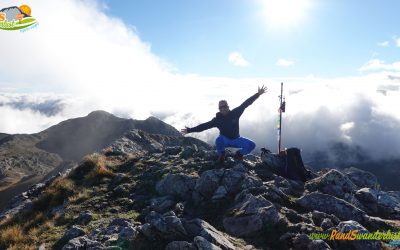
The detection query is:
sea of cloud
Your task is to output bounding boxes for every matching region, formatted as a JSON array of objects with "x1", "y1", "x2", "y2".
[{"x1": 1, "y1": 0, "x2": 400, "y2": 164}]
